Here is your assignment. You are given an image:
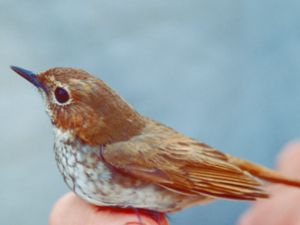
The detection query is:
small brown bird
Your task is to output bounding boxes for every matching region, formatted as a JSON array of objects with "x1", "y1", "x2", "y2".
[{"x1": 11, "y1": 66, "x2": 300, "y2": 215}]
